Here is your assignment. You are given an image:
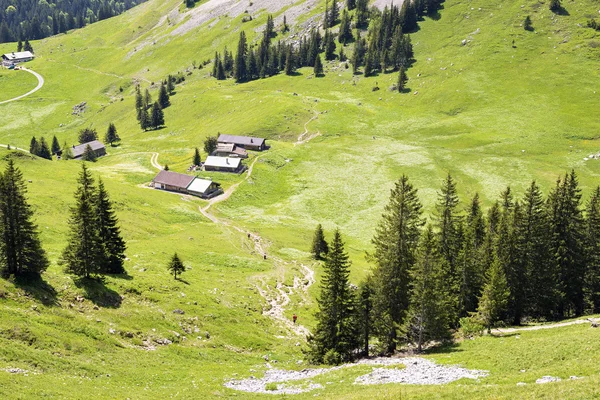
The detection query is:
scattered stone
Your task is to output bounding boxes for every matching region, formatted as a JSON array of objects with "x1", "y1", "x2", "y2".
[
  {"x1": 109, "y1": 328, "x2": 116, "y2": 334},
  {"x1": 461, "y1": 39, "x2": 467, "y2": 46},
  {"x1": 536, "y1": 376, "x2": 561, "y2": 384},
  {"x1": 93, "y1": 305, "x2": 99, "y2": 310},
  {"x1": 173, "y1": 309, "x2": 185, "y2": 315},
  {"x1": 517, "y1": 382, "x2": 527, "y2": 386},
  {"x1": 154, "y1": 338, "x2": 172, "y2": 345}
]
